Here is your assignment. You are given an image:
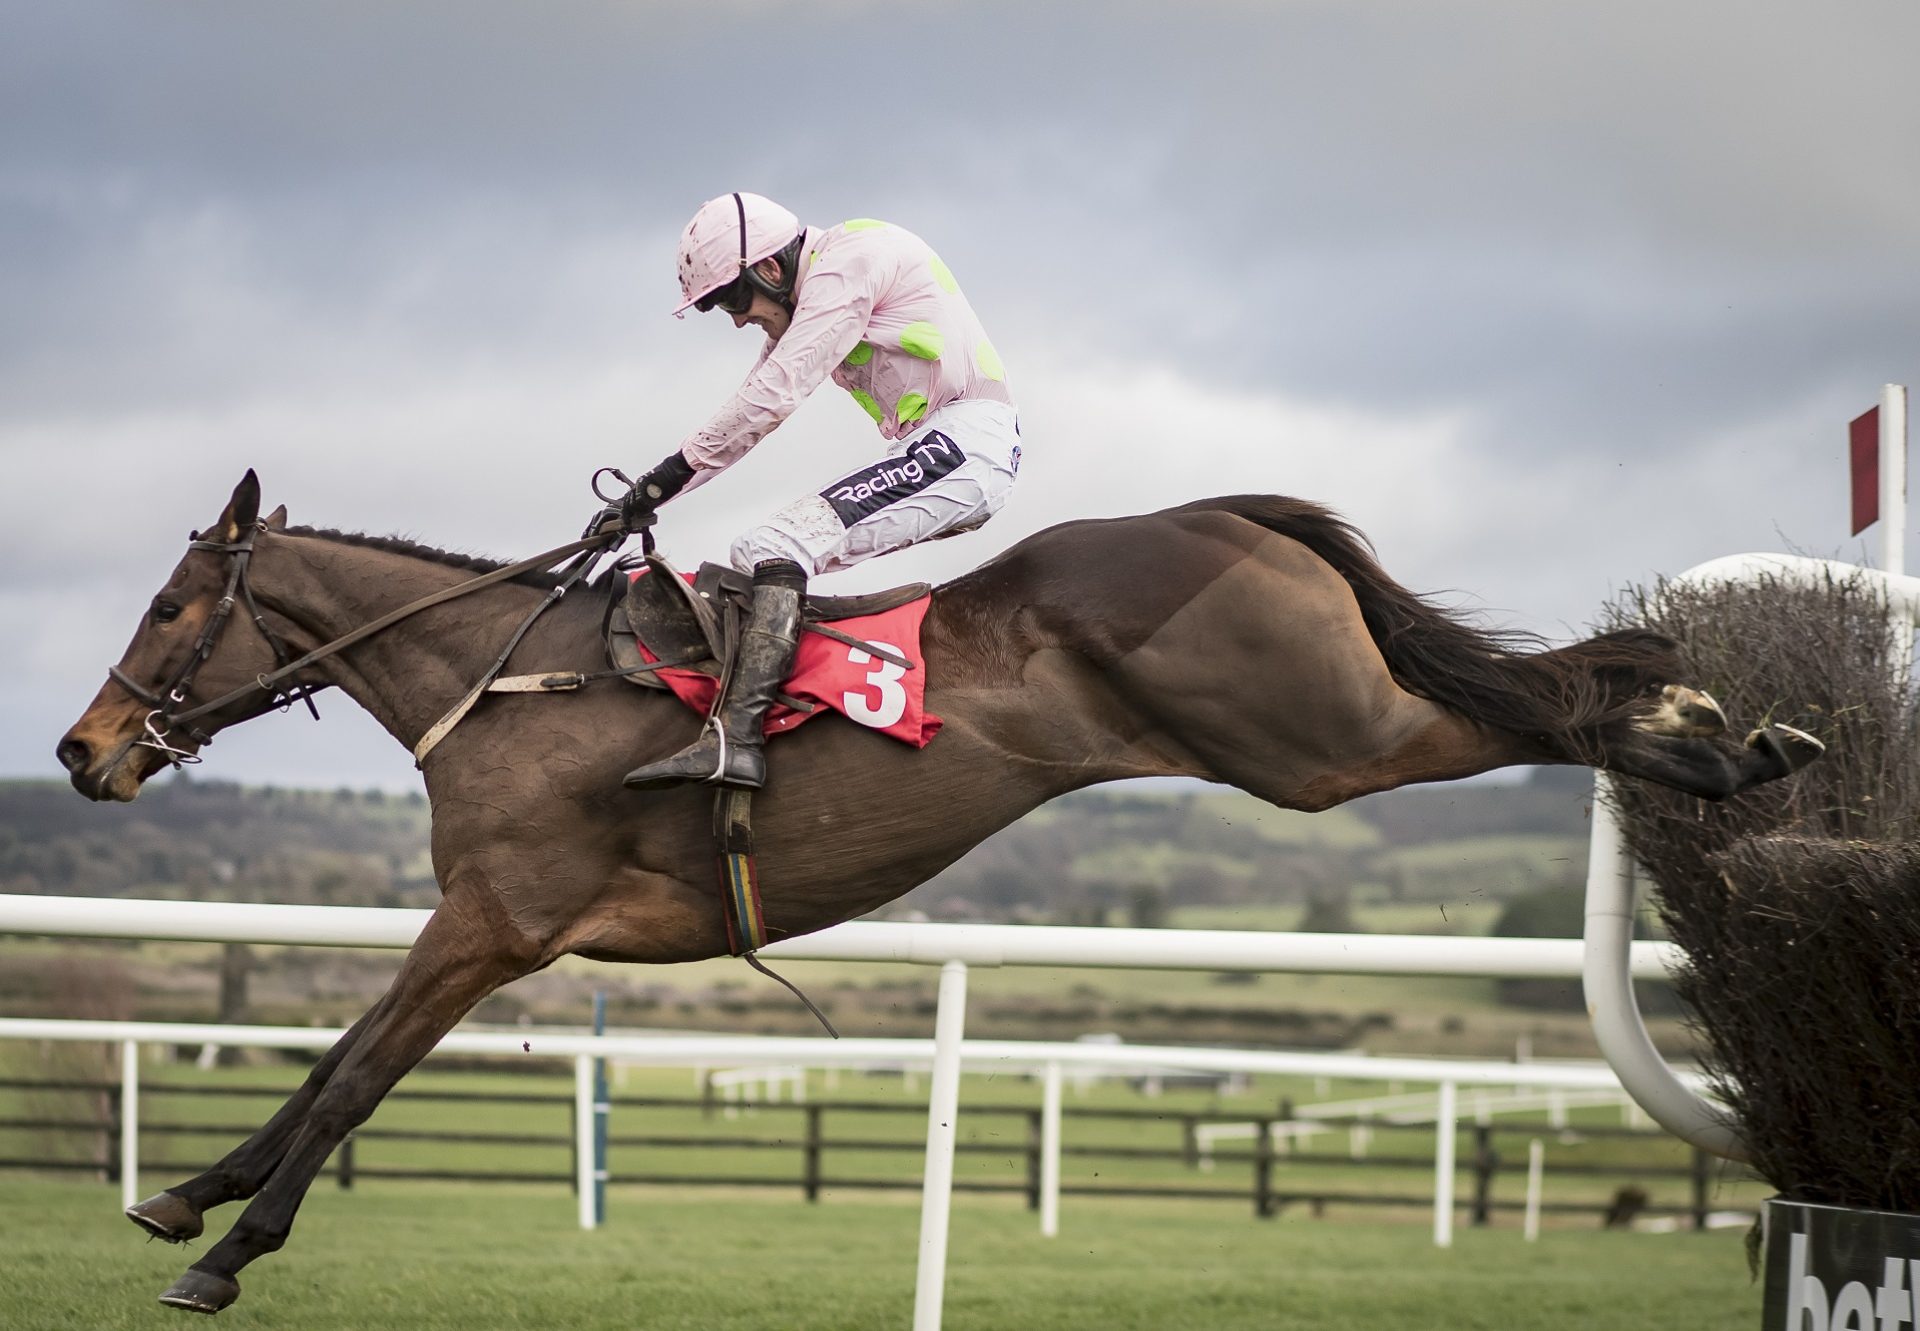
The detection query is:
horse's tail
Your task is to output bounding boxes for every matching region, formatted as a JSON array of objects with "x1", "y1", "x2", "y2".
[{"x1": 1175, "y1": 496, "x2": 1680, "y2": 760}]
